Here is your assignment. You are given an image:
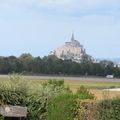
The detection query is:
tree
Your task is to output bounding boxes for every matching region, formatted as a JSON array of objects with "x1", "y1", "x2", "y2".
[
  {"x1": 19, "y1": 53, "x2": 34, "y2": 72},
  {"x1": 30, "y1": 57, "x2": 43, "y2": 73},
  {"x1": 100, "y1": 60, "x2": 114, "y2": 75},
  {"x1": 81, "y1": 54, "x2": 93, "y2": 64}
]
